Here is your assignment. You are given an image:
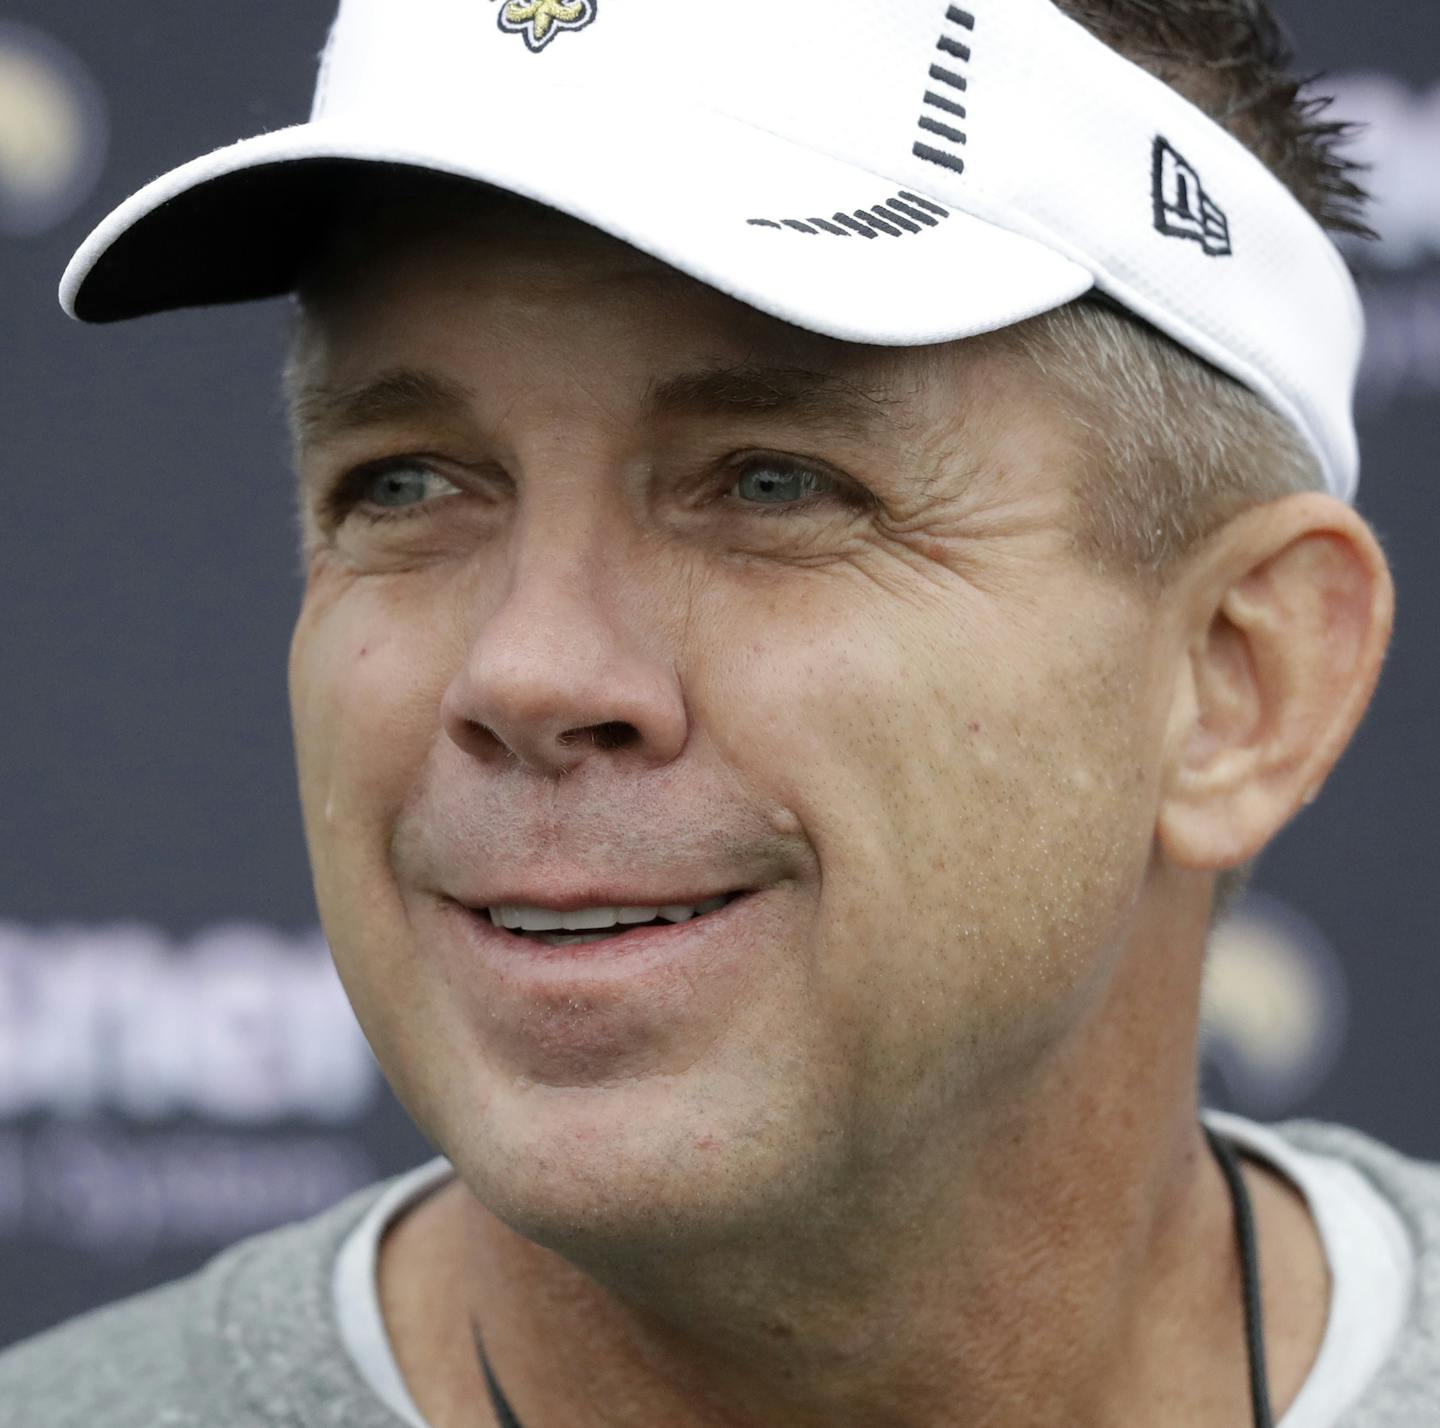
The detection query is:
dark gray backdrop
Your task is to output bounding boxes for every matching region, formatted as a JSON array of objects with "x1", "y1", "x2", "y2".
[{"x1": 2, "y1": 0, "x2": 1436, "y2": 1350}]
